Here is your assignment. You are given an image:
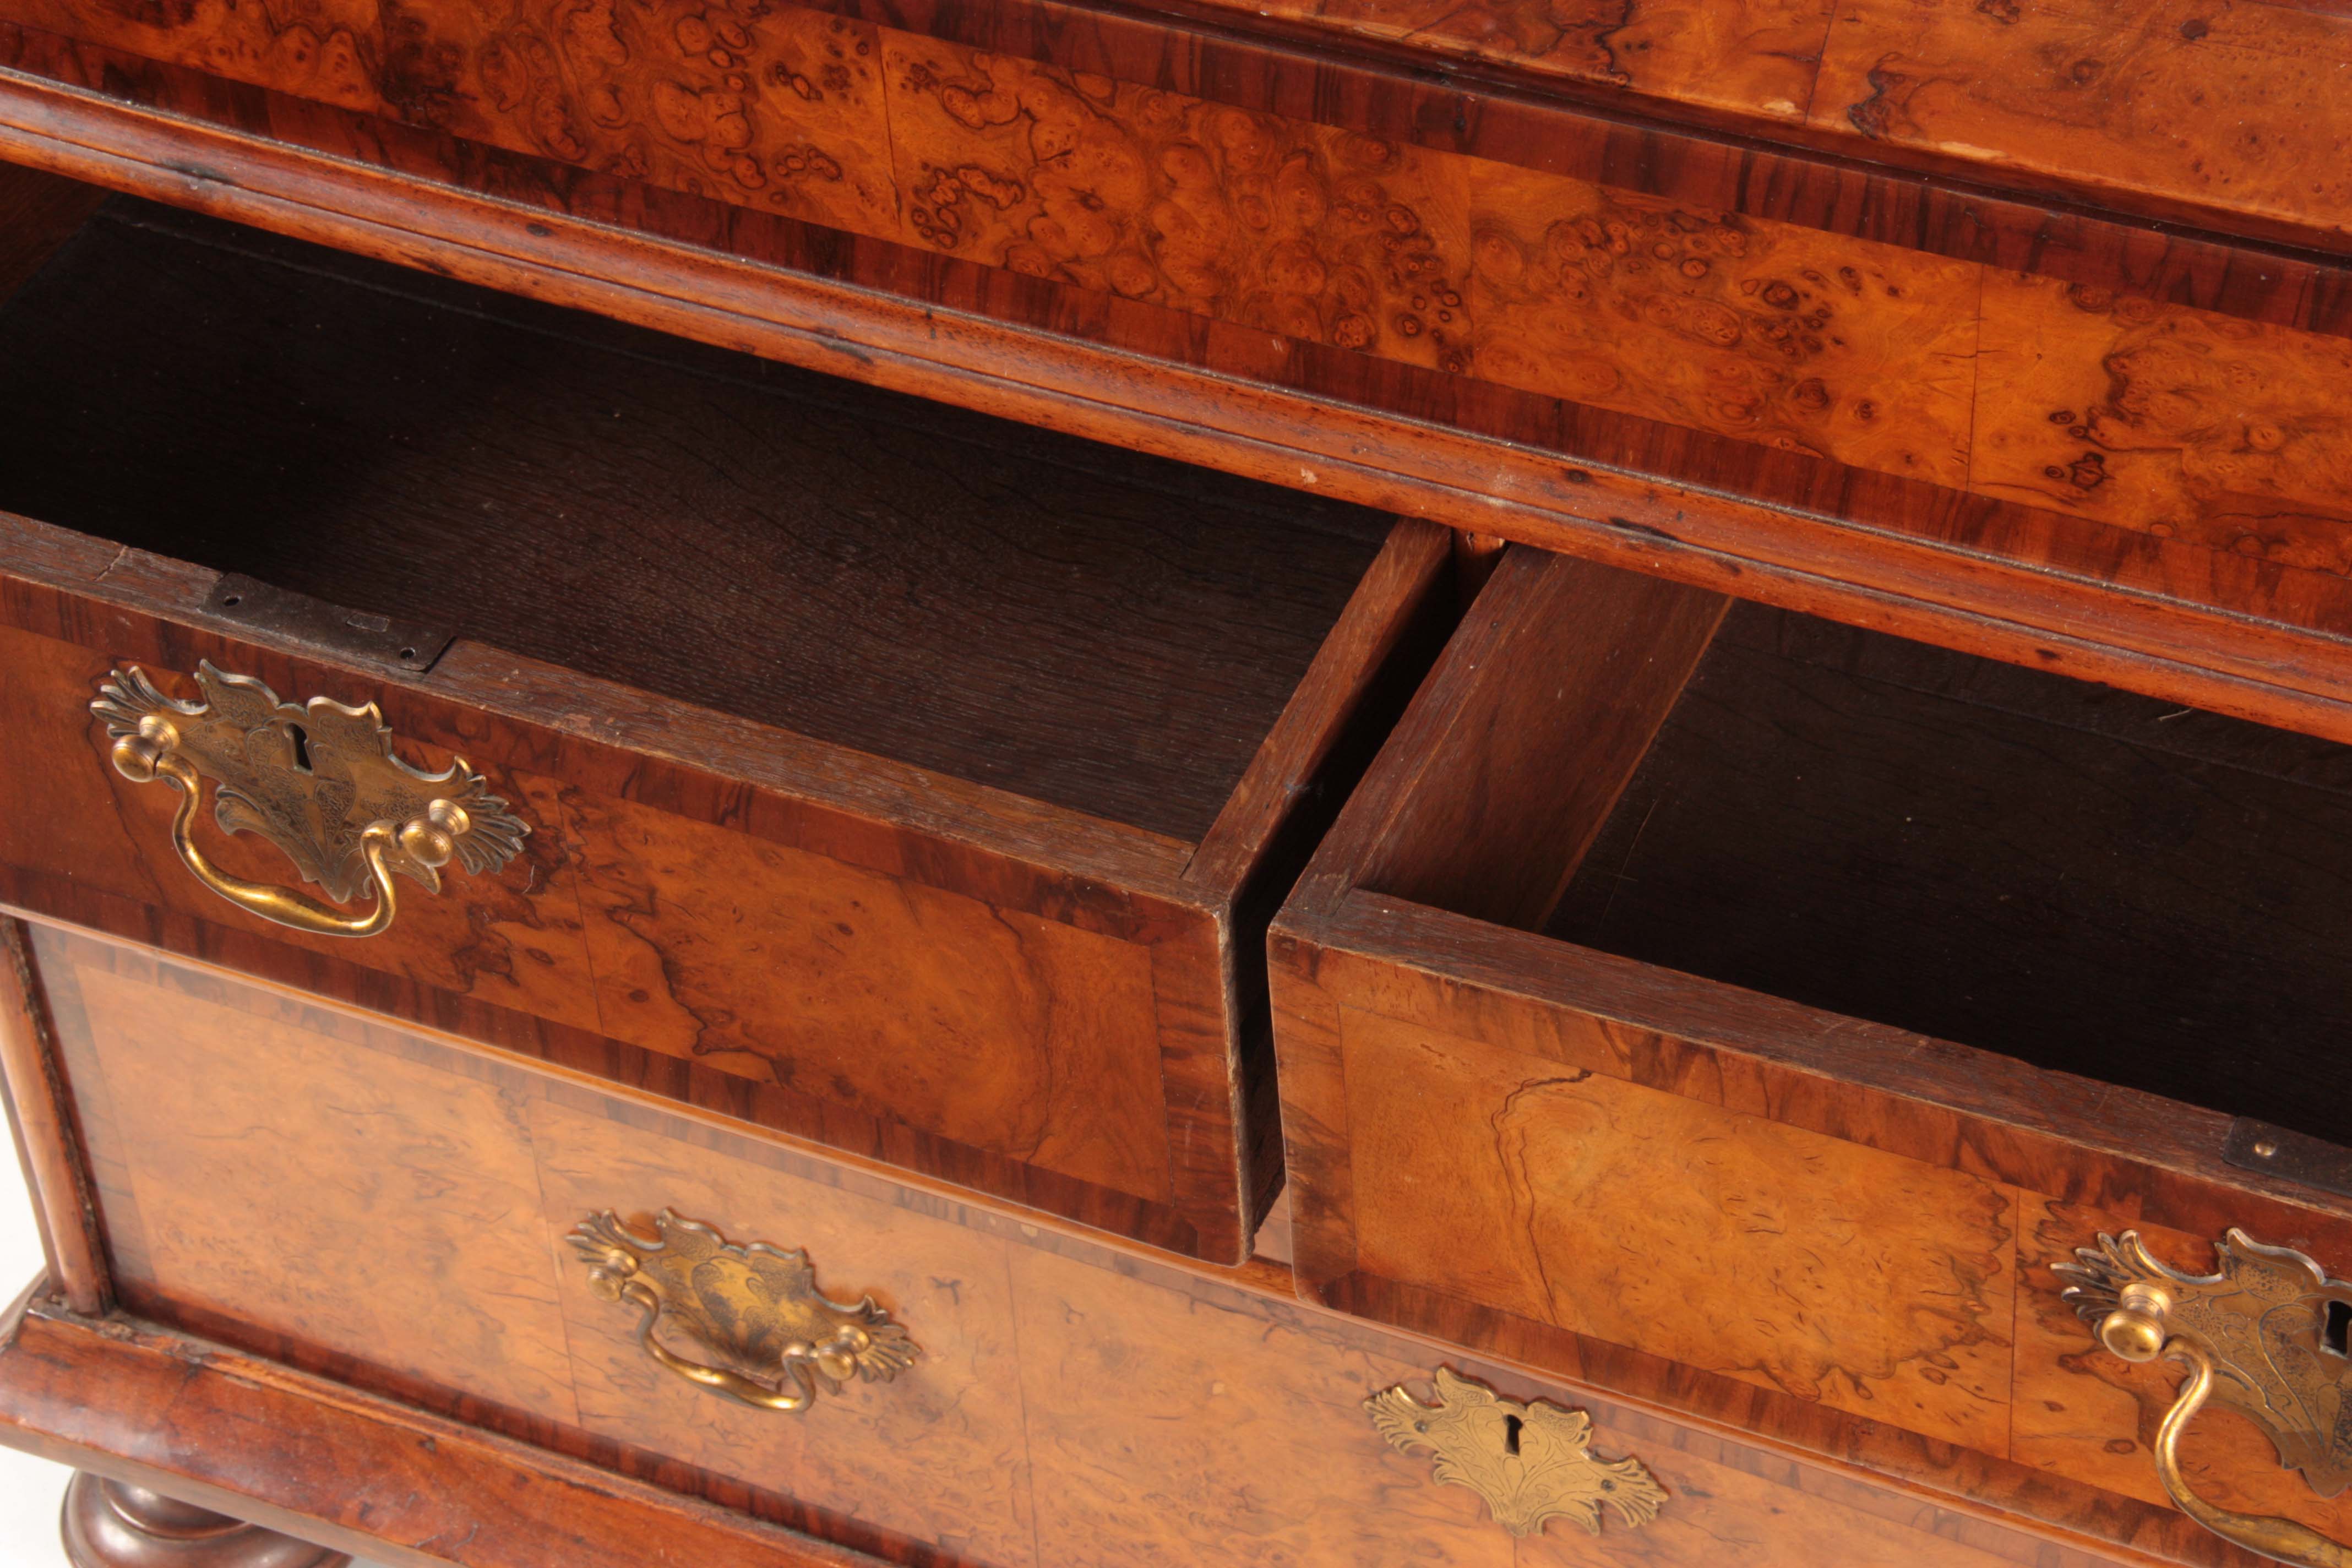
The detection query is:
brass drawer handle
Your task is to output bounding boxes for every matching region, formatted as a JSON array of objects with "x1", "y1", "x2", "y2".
[
  {"x1": 568, "y1": 1210, "x2": 920, "y2": 1413},
  {"x1": 90, "y1": 663, "x2": 526, "y2": 939},
  {"x1": 2056, "y1": 1229, "x2": 2352, "y2": 1567}
]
